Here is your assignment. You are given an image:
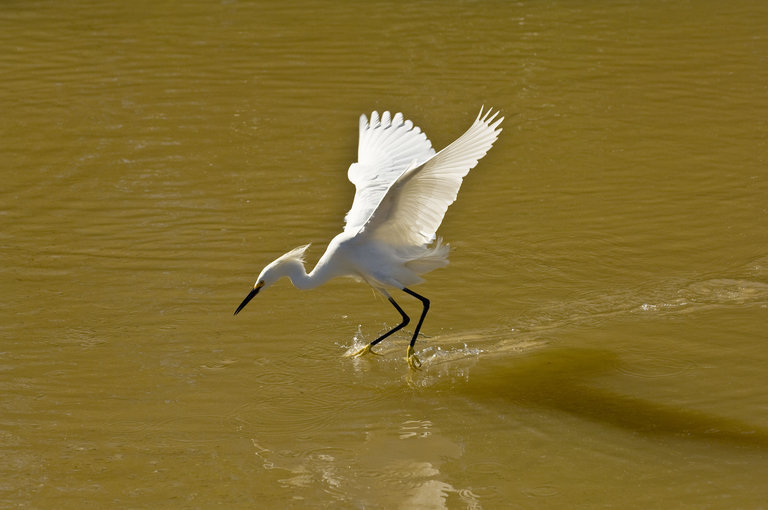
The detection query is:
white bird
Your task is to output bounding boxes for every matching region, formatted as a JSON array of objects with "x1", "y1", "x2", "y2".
[{"x1": 235, "y1": 107, "x2": 503, "y2": 368}]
